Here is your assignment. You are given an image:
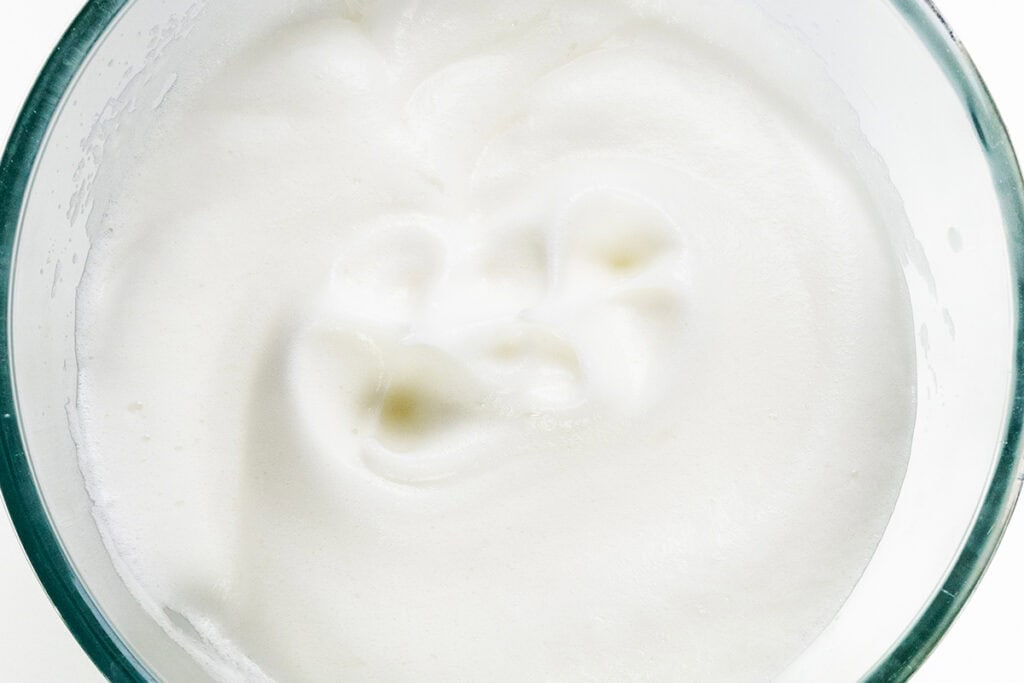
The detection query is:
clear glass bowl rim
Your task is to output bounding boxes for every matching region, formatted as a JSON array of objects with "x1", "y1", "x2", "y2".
[{"x1": 1, "y1": 1, "x2": 1022, "y2": 681}]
